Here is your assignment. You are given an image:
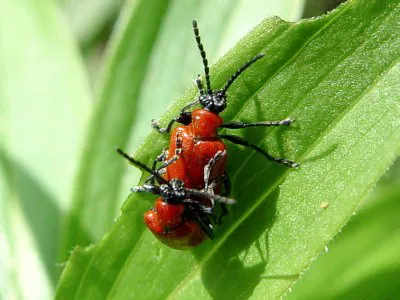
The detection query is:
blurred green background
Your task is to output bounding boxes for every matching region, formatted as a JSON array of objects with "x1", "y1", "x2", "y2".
[{"x1": 1, "y1": 0, "x2": 399, "y2": 299}]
